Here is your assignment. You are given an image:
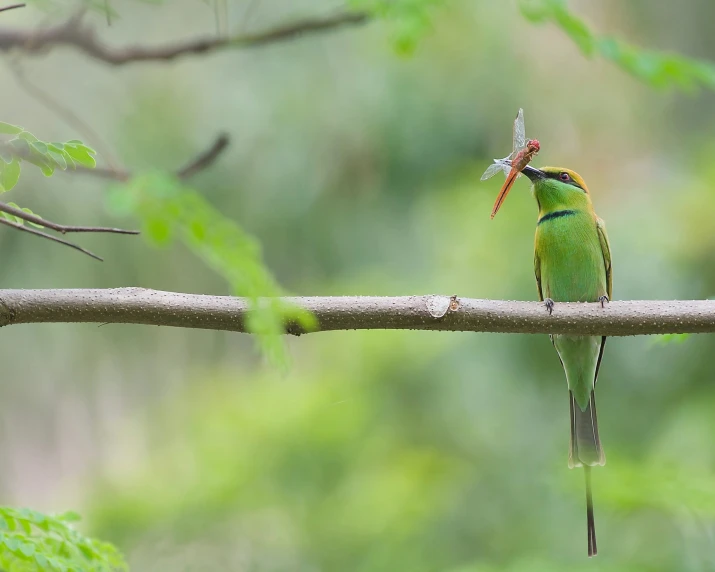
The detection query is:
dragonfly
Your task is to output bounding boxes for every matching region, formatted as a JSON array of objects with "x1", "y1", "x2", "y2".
[{"x1": 481, "y1": 108, "x2": 540, "y2": 218}]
